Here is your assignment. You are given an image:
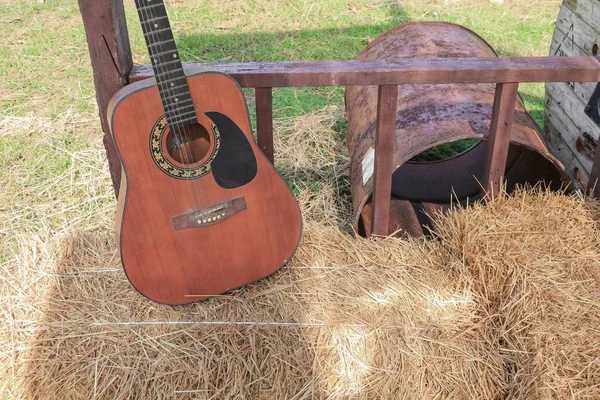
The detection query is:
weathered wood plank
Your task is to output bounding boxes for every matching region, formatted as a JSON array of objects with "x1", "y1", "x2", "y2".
[
  {"x1": 79, "y1": 0, "x2": 132, "y2": 196},
  {"x1": 544, "y1": 48, "x2": 600, "y2": 185},
  {"x1": 562, "y1": 0, "x2": 600, "y2": 37},
  {"x1": 550, "y1": 29, "x2": 598, "y2": 104},
  {"x1": 255, "y1": 87, "x2": 274, "y2": 163},
  {"x1": 550, "y1": 5, "x2": 600, "y2": 103},
  {"x1": 555, "y1": 4, "x2": 599, "y2": 57},
  {"x1": 545, "y1": 2, "x2": 600, "y2": 192},
  {"x1": 546, "y1": 81, "x2": 600, "y2": 164},
  {"x1": 544, "y1": 95, "x2": 594, "y2": 183},
  {"x1": 371, "y1": 85, "x2": 398, "y2": 236},
  {"x1": 129, "y1": 56, "x2": 600, "y2": 87},
  {"x1": 482, "y1": 83, "x2": 520, "y2": 197},
  {"x1": 544, "y1": 119, "x2": 590, "y2": 190}
]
